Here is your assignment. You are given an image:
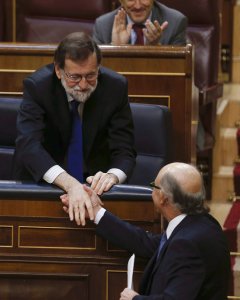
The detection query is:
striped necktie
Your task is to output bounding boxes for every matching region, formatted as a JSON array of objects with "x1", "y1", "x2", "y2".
[{"x1": 66, "y1": 100, "x2": 84, "y2": 182}]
